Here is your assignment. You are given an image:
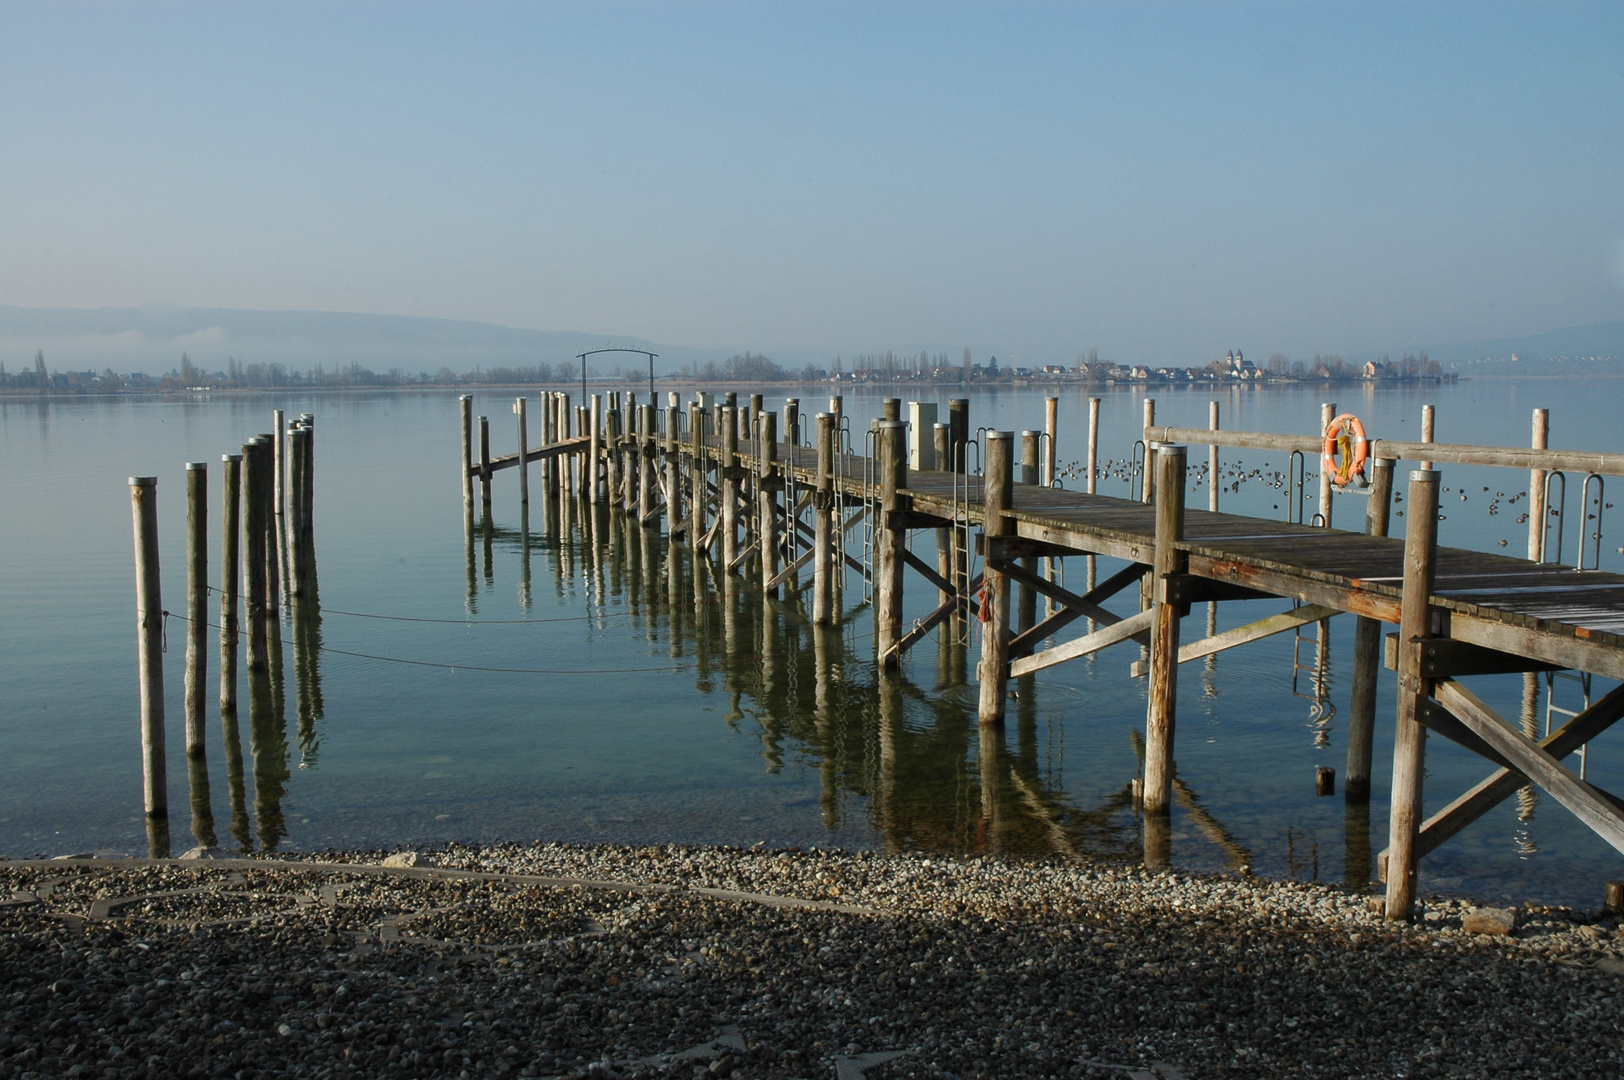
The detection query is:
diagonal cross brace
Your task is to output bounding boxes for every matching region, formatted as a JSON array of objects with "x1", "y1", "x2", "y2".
[{"x1": 997, "y1": 561, "x2": 1149, "y2": 659}]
